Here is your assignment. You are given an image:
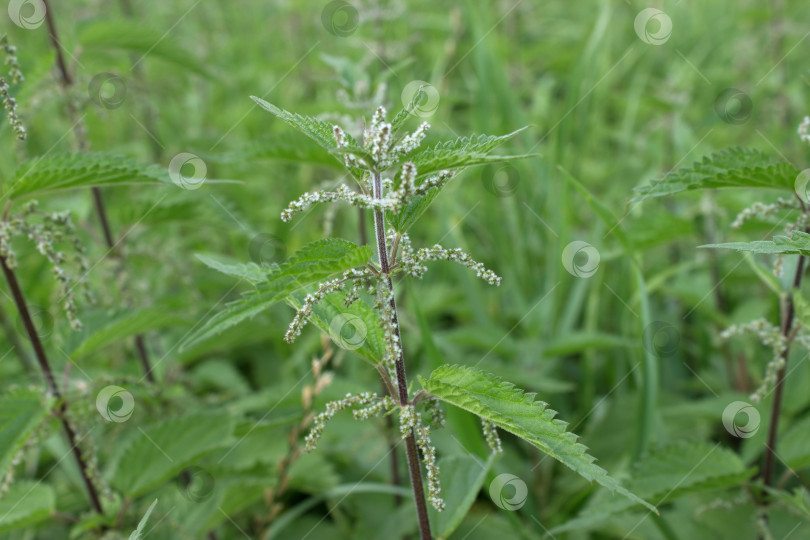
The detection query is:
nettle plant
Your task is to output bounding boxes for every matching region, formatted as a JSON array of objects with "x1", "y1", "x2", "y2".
[
  {"x1": 186, "y1": 90, "x2": 655, "y2": 537},
  {"x1": 633, "y1": 118, "x2": 810, "y2": 530}
]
